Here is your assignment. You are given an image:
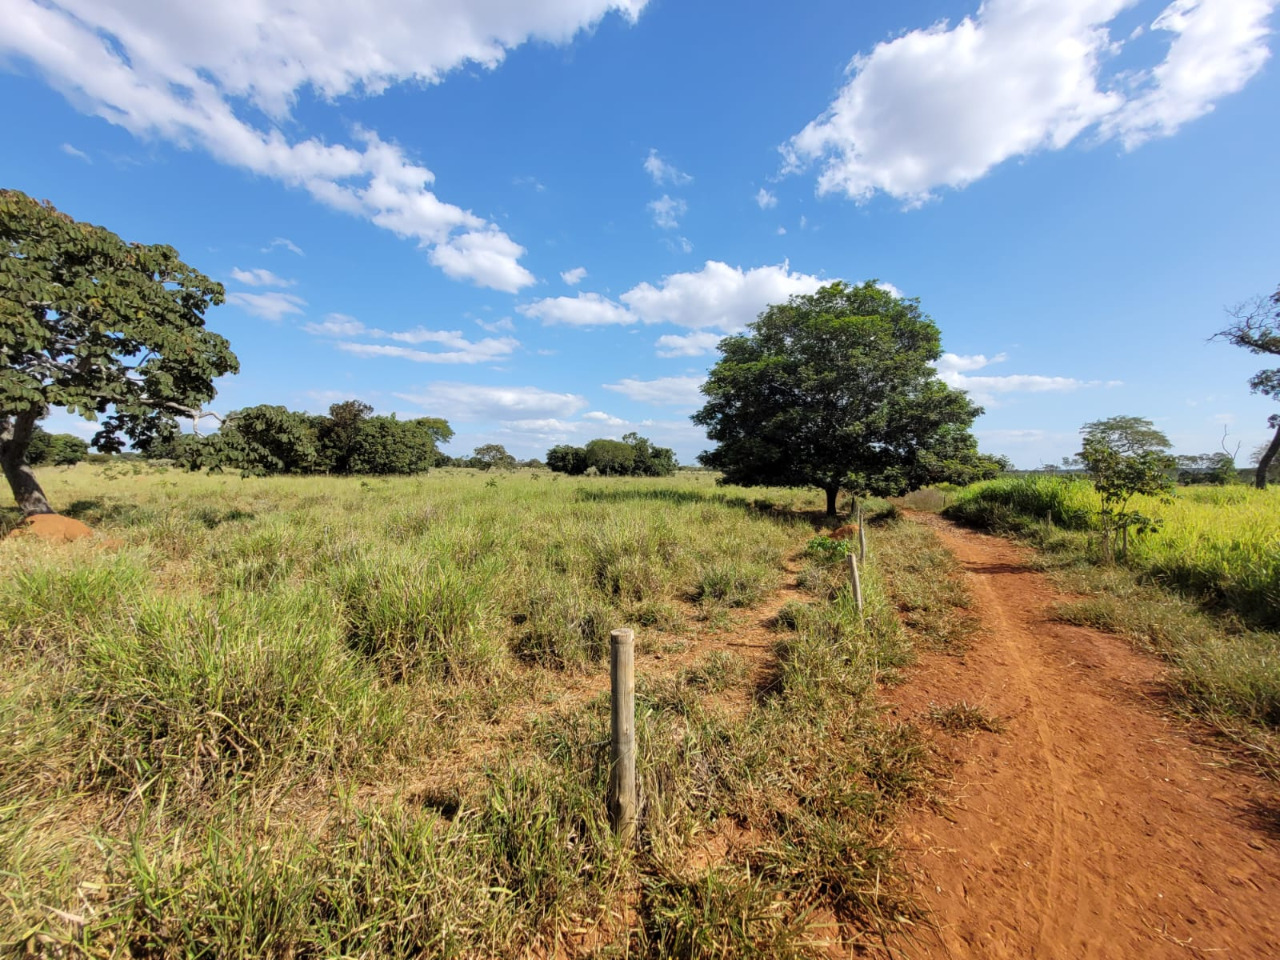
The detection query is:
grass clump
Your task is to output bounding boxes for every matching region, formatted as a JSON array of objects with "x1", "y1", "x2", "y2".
[{"x1": 927, "y1": 700, "x2": 1006, "y2": 734}]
